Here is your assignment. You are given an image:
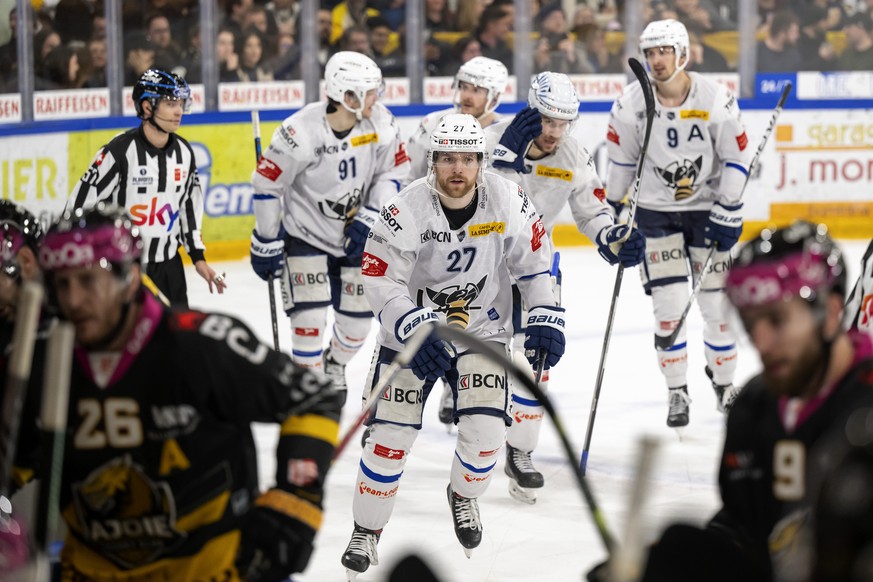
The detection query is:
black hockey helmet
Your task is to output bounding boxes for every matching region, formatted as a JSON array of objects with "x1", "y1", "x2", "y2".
[
  {"x1": 39, "y1": 203, "x2": 142, "y2": 277},
  {"x1": 726, "y1": 221, "x2": 846, "y2": 311},
  {"x1": 0, "y1": 200, "x2": 43, "y2": 278},
  {"x1": 132, "y1": 68, "x2": 191, "y2": 119}
]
